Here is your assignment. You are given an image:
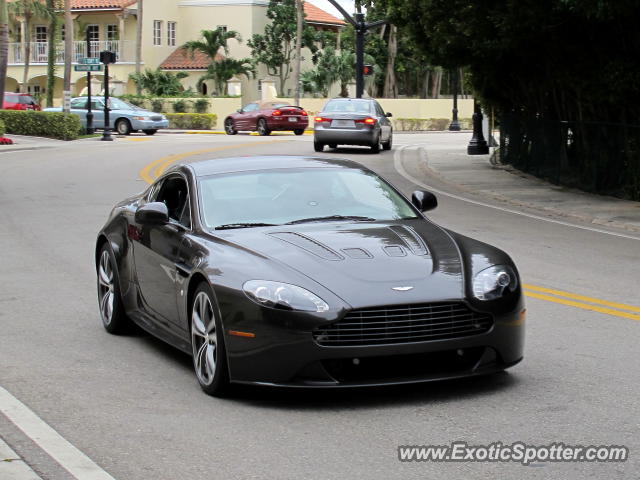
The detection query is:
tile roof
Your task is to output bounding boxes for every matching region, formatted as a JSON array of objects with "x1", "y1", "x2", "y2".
[
  {"x1": 160, "y1": 48, "x2": 224, "y2": 70},
  {"x1": 304, "y1": 2, "x2": 346, "y2": 26},
  {"x1": 70, "y1": 0, "x2": 136, "y2": 10}
]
